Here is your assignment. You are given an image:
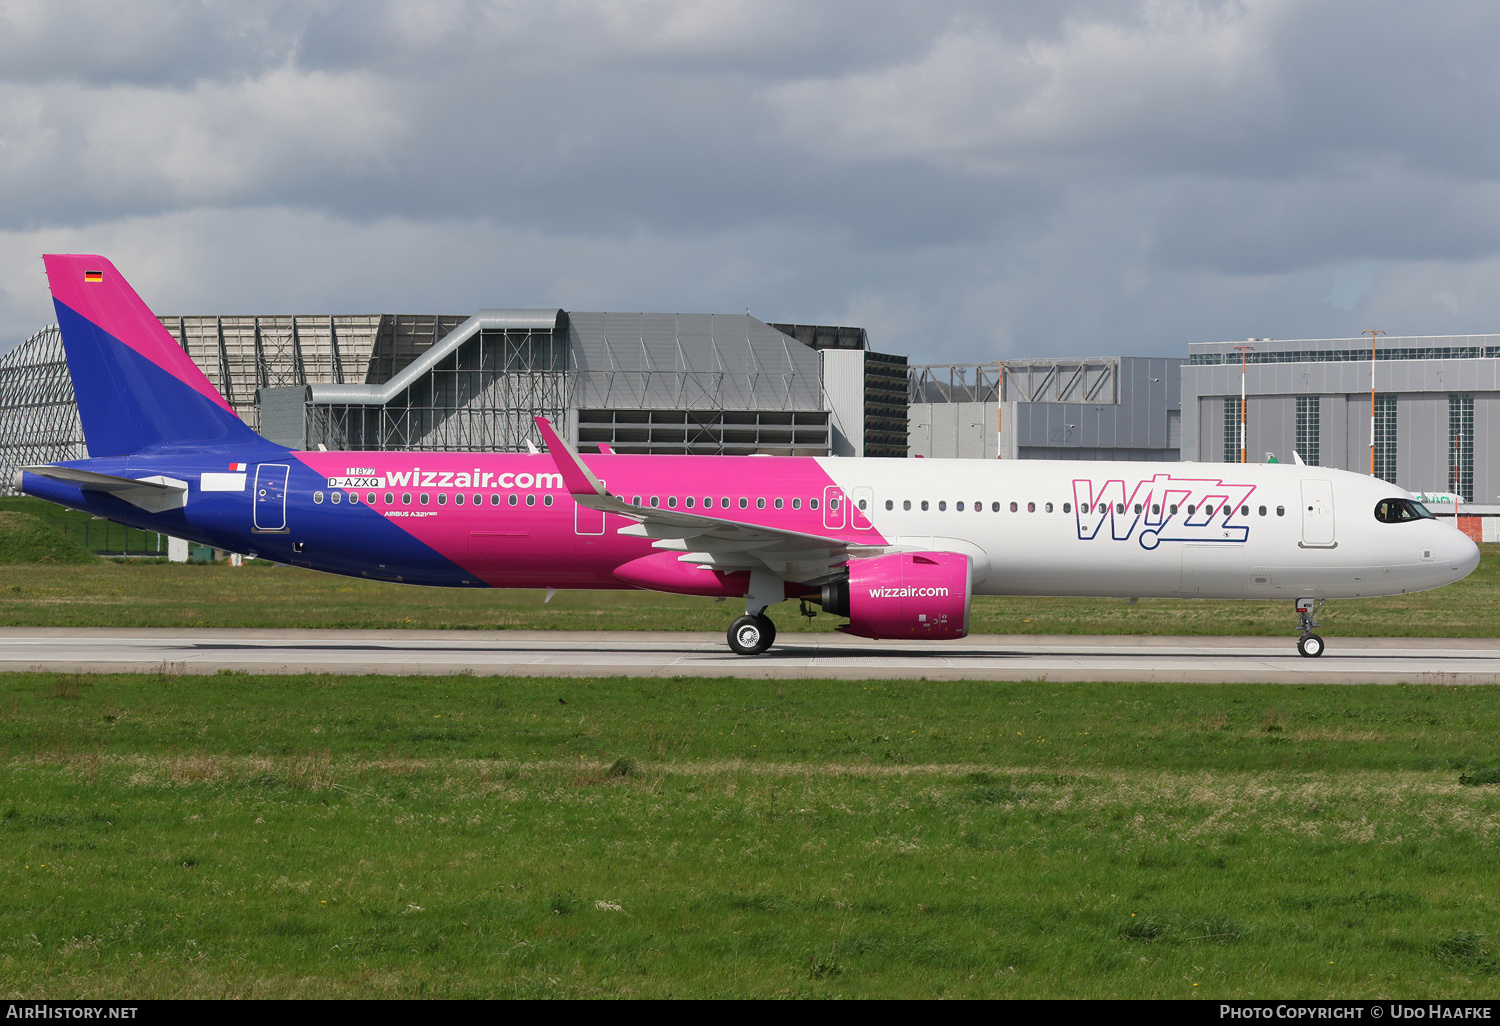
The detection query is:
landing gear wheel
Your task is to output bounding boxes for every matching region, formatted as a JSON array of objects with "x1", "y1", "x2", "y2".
[
  {"x1": 728, "y1": 614, "x2": 775, "y2": 656},
  {"x1": 1297, "y1": 634, "x2": 1325, "y2": 658}
]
